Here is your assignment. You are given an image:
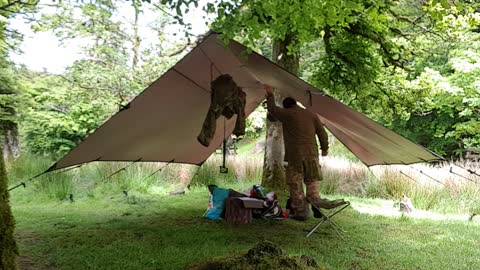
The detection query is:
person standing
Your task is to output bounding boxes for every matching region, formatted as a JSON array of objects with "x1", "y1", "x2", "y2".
[{"x1": 264, "y1": 85, "x2": 345, "y2": 221}]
